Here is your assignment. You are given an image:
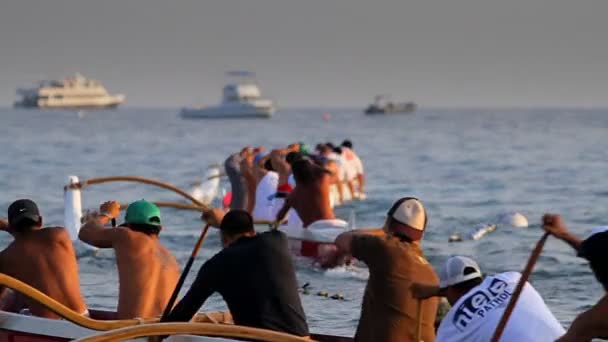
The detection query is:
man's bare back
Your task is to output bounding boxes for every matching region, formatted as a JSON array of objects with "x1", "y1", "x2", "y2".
[
  {"x1": 277, "y1": 160, "x2": 335, "y2": 227},
  {"x1": 0, "y1": 202, "x2": 87, "y2": 319},
  {"x1": 113, "y1": 228, "x2": 180, "y2": 319},
  {"x1": 79, "y1": 200, "x2": 180, "y2": 319}
]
